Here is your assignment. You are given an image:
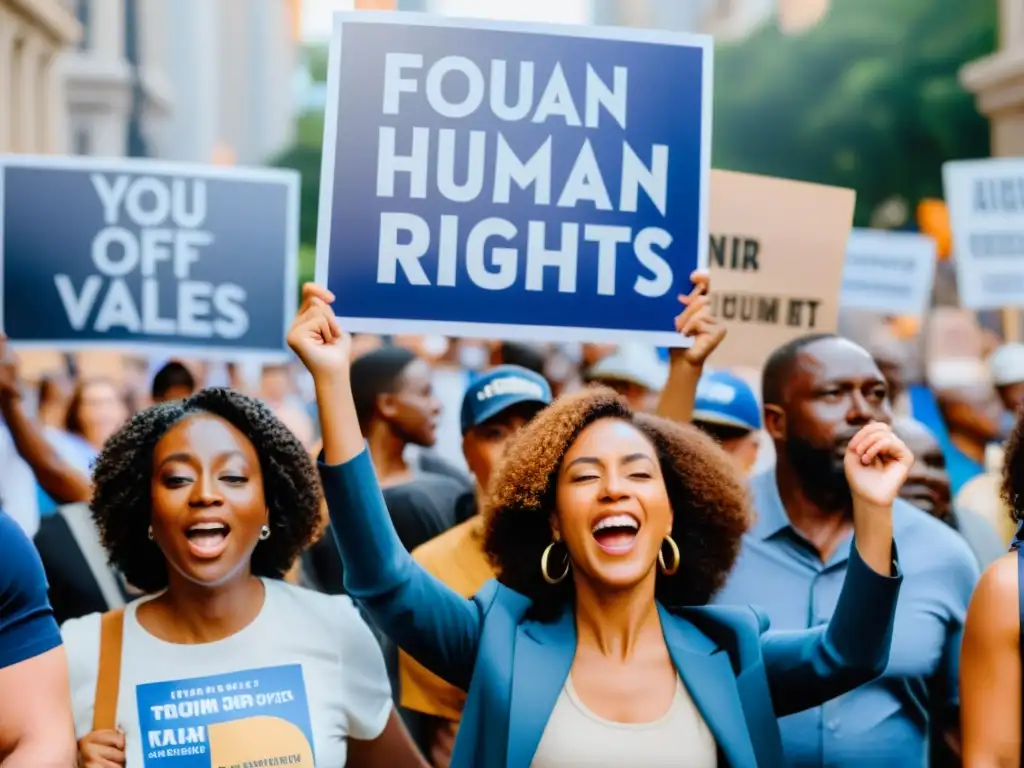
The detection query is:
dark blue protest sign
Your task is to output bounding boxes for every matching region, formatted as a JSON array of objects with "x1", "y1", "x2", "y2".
[
  {"x1": 317, "y1": 12, "x2": 712, "y2": 346},
  {"x1": 0, "y1": 156, "x2": 299, "y2": 357}
]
